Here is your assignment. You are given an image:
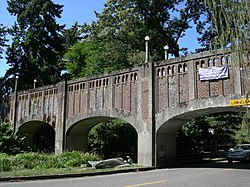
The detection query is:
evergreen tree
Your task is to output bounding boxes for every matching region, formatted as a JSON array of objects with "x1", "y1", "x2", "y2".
[
  {"x1": 0, "y1": 24, "x2": 8, "y2": 62},
  {"x1": 62, "y1": 22, "x2": 82, "y2": 51},
  {"x1": 3, "y1": 0, "x2": 65, "y2": 91},
  {"x1": 0, "y1": 24, "x2": 8, "y2": 109}
]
